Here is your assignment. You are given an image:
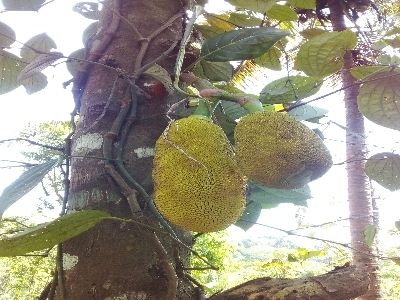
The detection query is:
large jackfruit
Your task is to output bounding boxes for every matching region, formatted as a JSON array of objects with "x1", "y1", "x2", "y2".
[
  {"x1": 234, "y1": 111, "x2": 332, "y2": 189},
  {"x1": 153, "y1": 116, "x2": 246, "y2": 232}
]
